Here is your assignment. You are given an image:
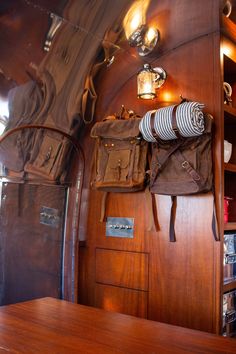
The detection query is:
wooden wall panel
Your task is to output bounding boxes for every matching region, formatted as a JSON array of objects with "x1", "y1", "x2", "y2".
[
  {"x1": 147, "y1": 194, "x2": 218, "y2": 331},
  {"x1": 78, "y1": 0, "x2": 223, "y2": 334},
  {"x1": 95, "y1": 248, "x2": 149, "y2": 291},
  {"x1": 95, "y1": 284, "x2": 148, "y2": 318},
  {"x1": 87, "y1": 191, "x2": 148, "y2": 252}
]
